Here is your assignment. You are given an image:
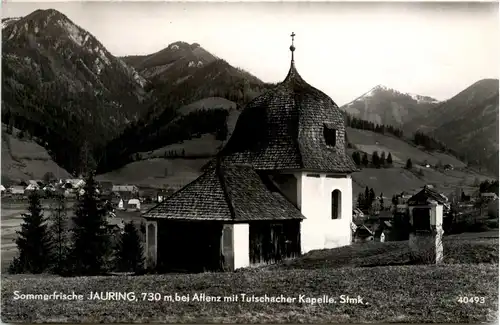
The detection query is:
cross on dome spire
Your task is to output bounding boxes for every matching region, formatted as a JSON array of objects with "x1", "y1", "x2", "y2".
[{"x1": 289, "y1": 32, "x2": 296, "y2": 62}]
